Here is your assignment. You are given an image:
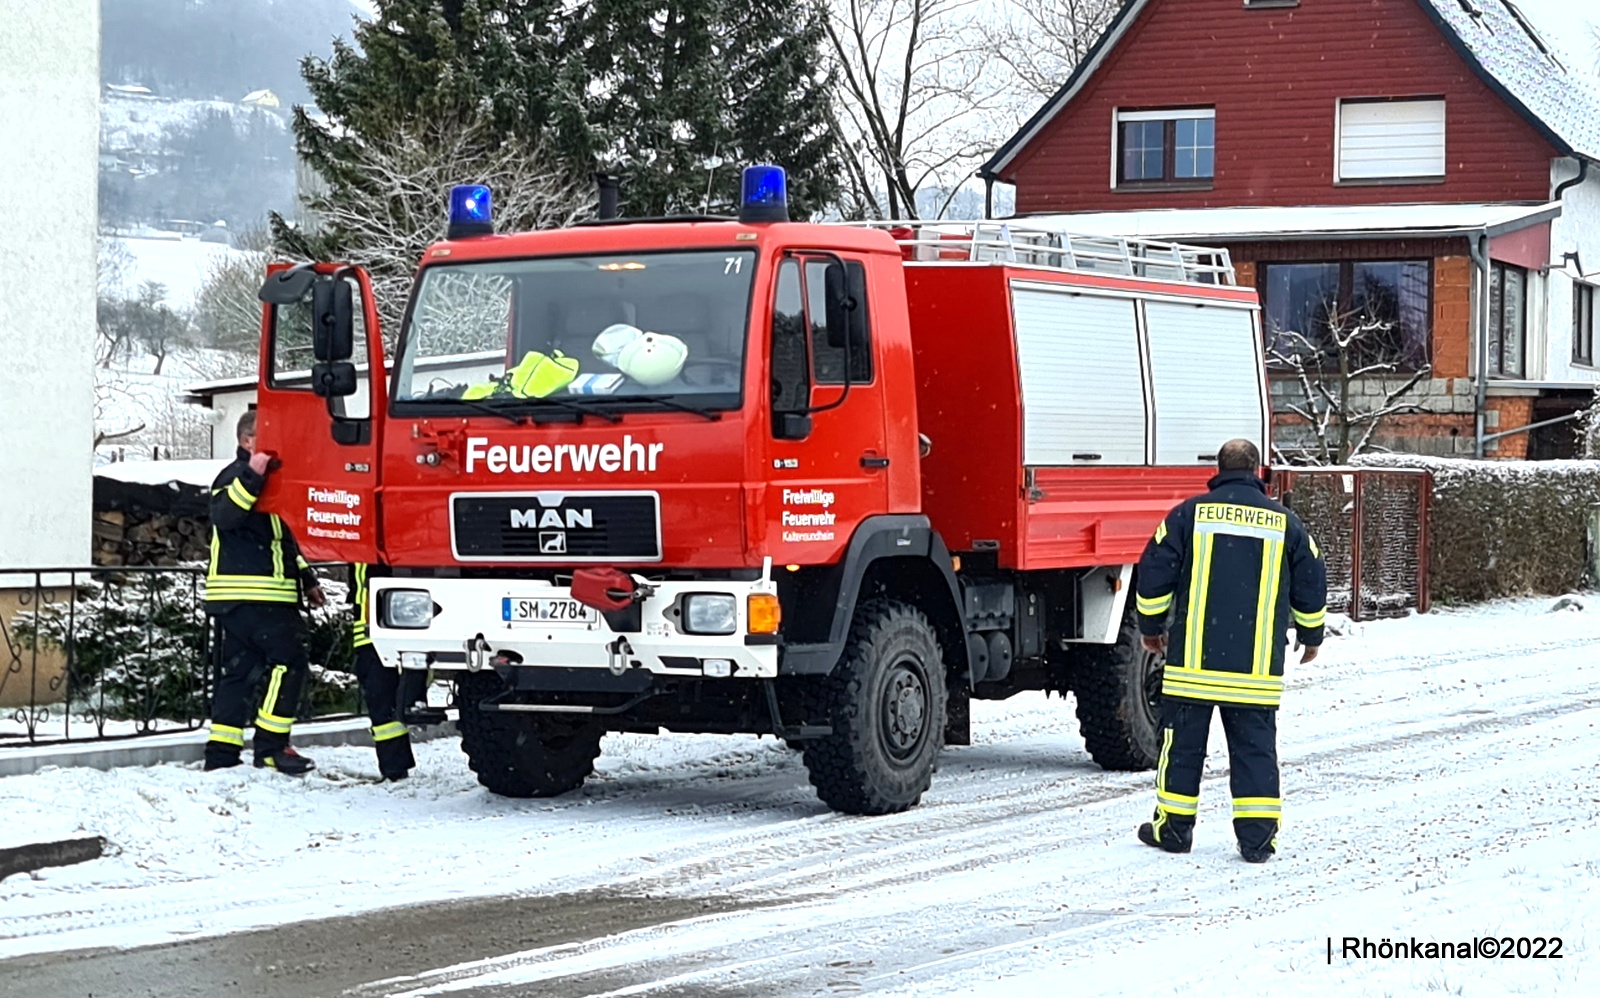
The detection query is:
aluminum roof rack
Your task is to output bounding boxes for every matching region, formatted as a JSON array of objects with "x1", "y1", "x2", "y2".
[{"x1": 840, "y1": 219, "x2": 1237, "y2": 286}]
